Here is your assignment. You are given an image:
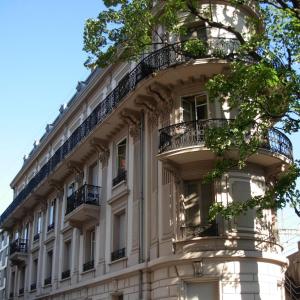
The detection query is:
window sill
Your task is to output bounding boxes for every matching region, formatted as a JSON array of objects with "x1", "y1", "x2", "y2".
[
  {"x1": 60, "y1": 276, "x2": 71, "y2": 283},
  {"x1": 108, "y1": 188, "x2": 129, "y2": 205}
]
